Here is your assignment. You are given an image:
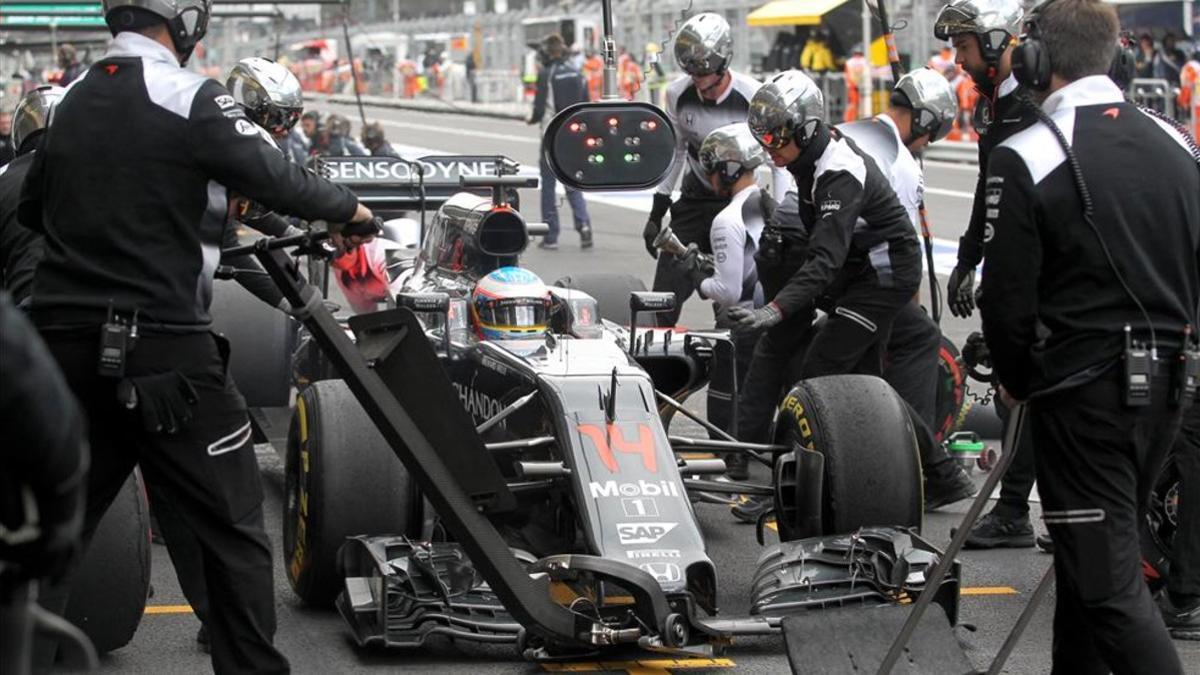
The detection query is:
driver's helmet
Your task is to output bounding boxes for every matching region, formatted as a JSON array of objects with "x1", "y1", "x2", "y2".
[
  {"x1": 226, "y1": 57, "x2": 304, "y2": 136},
  {"x1": 933, "y1": 0, "x2": 1023, "y2": 67},
  {"x1": 674, "y1": 12, "x2": 732, "y2": 77},
  {"x1": 471, "y1": 267, "x2": 552, "y2": 341},
  {"x1": 892, "y1": 68, "x2": 959, "y2": 143},
  {"x1": 748, "y1": 70, "x2": 825, "y2": 151}
]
